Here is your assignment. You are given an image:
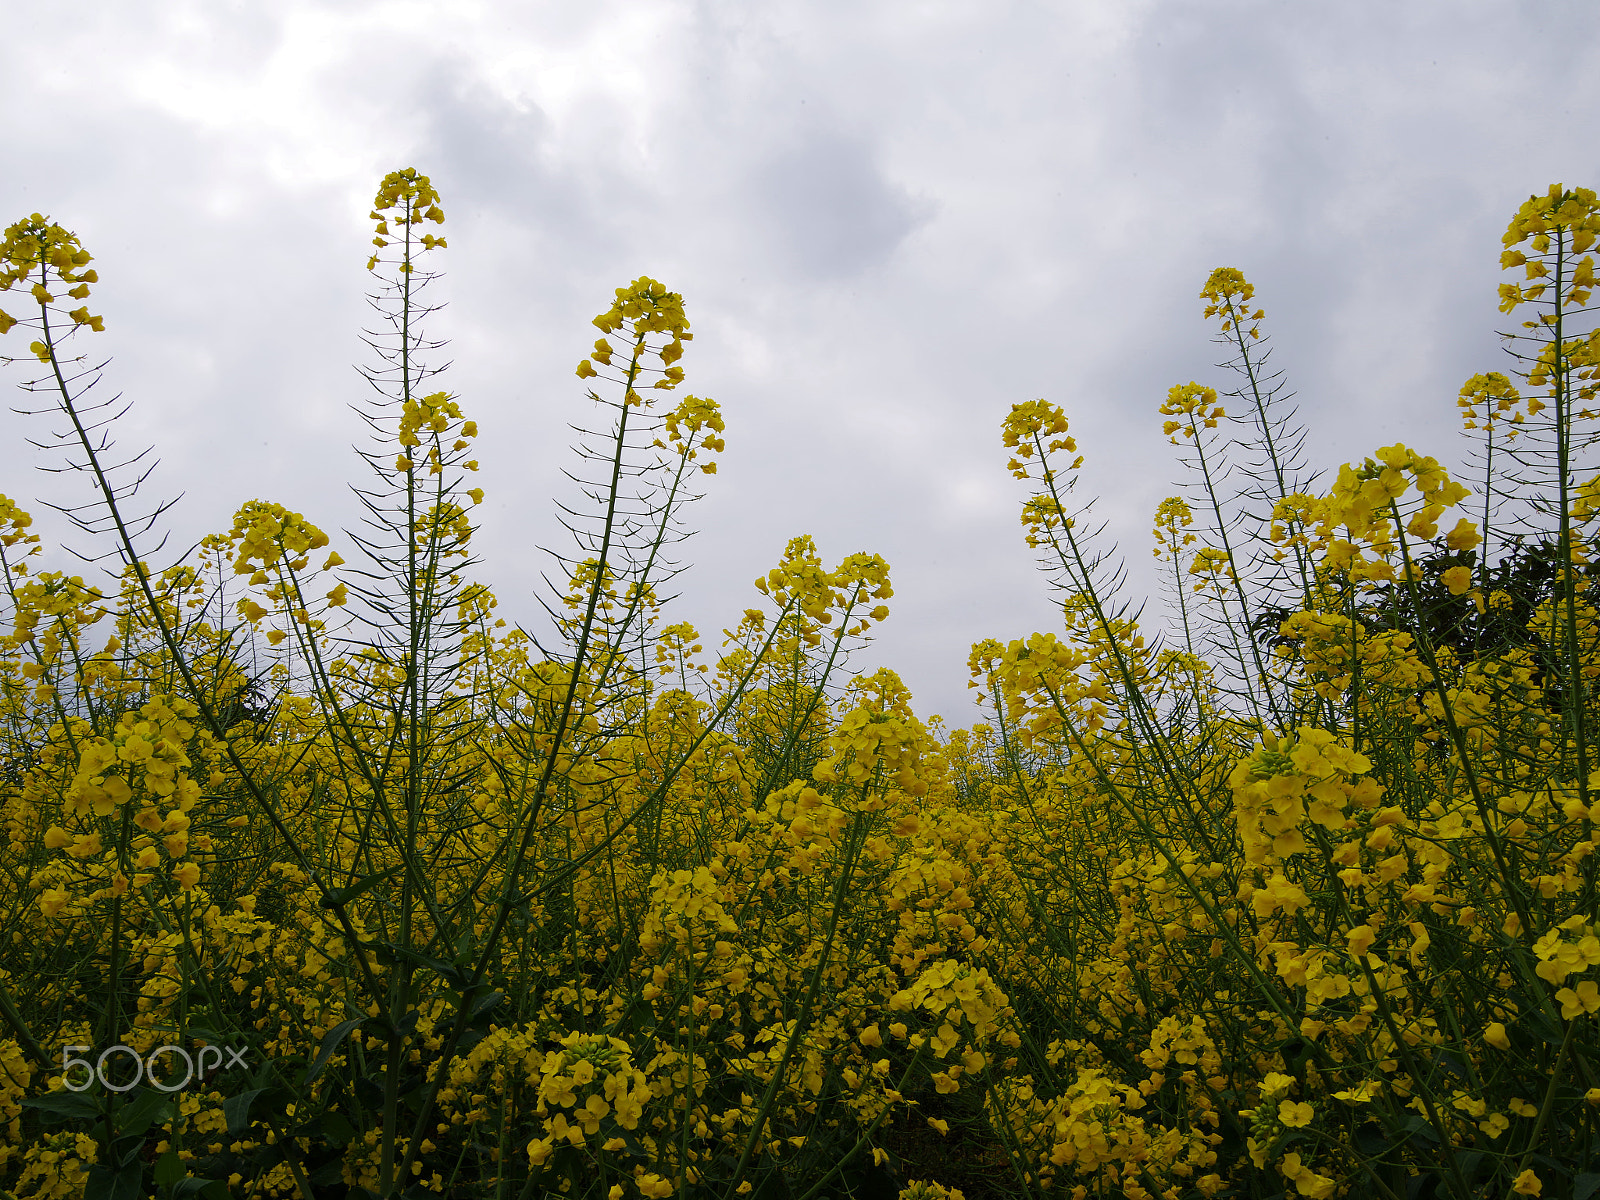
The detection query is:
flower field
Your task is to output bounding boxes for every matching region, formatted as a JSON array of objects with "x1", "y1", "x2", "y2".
[{"x1": 0, "y1": 170, "x2": 1598, "y2": 1199}]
